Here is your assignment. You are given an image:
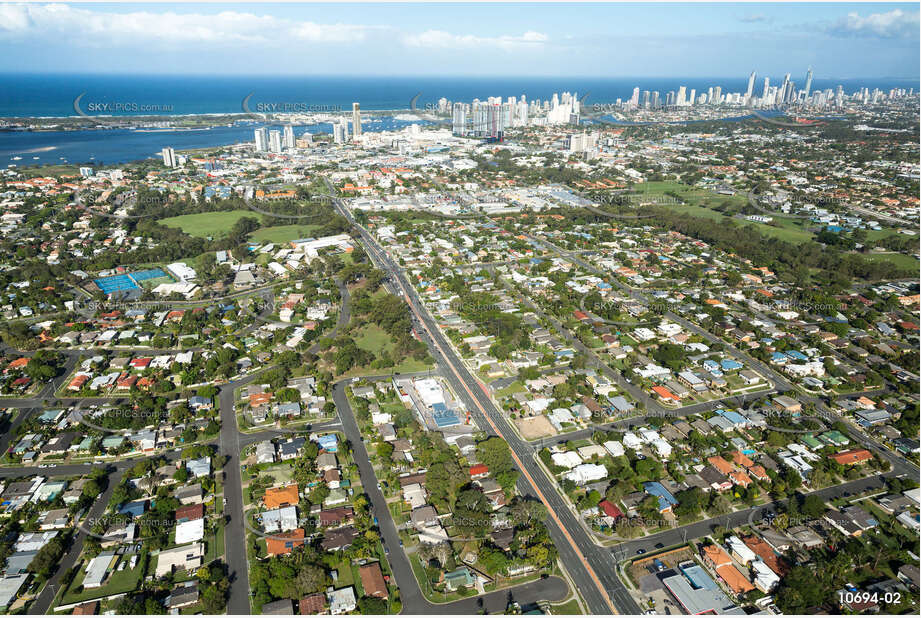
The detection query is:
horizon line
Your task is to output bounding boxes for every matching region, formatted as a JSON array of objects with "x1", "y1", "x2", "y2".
[{"x1": 0, "y1": 71, "x2": 918, "y2": 82}]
